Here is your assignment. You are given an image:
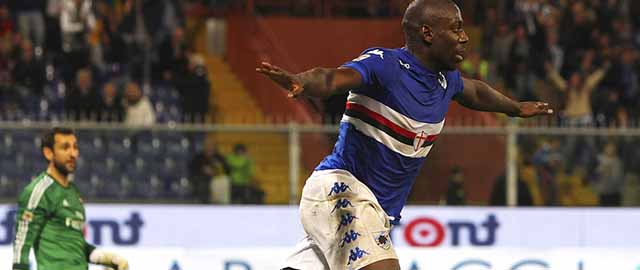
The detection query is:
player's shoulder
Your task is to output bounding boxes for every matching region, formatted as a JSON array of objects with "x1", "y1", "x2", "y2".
[
  {"x1": 444, "y1": 69, "x2": 463, "y2": 78},
  {"x1": 352, "y1": 47, "x2": 401, "y2": 63},
  {"x1": 18, "y1": 173, "x2": 56, "y2": 202}
]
